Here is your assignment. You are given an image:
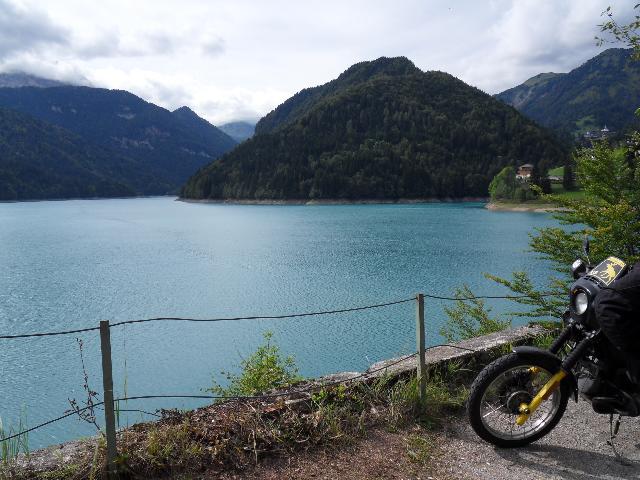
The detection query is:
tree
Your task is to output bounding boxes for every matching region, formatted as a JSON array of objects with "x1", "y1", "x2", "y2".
[
  {"x1": 597, "y1": 4, "x2": 640, "y2": 60},
  {"x1": 489, "y1": 5, "x2": 640, "y2": 319},
  {"x1": 488, "y1": 166, "x2": 516, "y2": 200},
  {"x1": 562, "y1": 161, "x2": 575, "y2": 191}
]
